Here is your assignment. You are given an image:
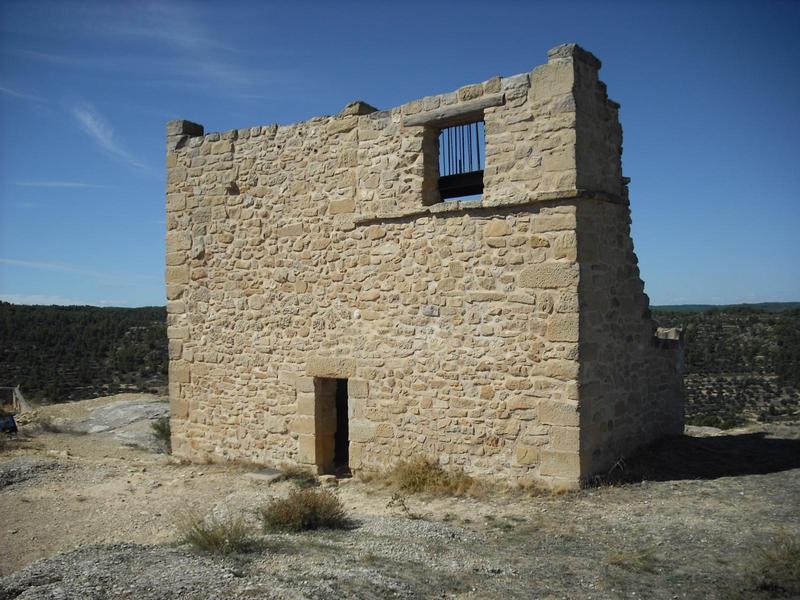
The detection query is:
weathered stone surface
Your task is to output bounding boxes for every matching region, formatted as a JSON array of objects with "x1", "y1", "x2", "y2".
[
  {"x1": 350, "y1": 420, "x2": 376, "y2": 442},
  {"x1": 518, "y1": 263, "x2": 578, "y2": 289},
  {"x1": 296, "y1": 392, "x2": 315, "y2": 416},
  {"x1": 539, "y1": 400, "x2": 579, "y2": 427},
  {"x1": 276, "y1": 223, "x2": 304, "y2": 237},
  {"x1": 170, "y1": 363, "x2": 191, "y2": 384},
  {"x1": 170, "y1": 395, "x2": 188, "y2": 419},
  {"x1": 296, "y1": 377, "x2": 315, "y2": 393},
  {"x1": 347, "y1": 379, "x2": 369, "y2": 398},
  {"x1": 306, "y1": 357, "x2": 356, "y2": 378},
  {"x1": 166, "y1": 43, "x2": 683, "y2": 489},
  {"x1": 484, "y1": 219, "x2": 512, "y2": 237},
  {"x1": 546, "y1": 313, "x2": 579, "y2": 342},
  {"x1": 329, "y1": 198, "x2": 355, "y2": 215},
  {"x1": 340, "y1": 100, "x2": 379, "y2": 116},
  {"x1": 514, "y1": 443, "x2": 540, "y2": 465},
  {"x1": 539, "y1": 450, "x2": 580, "y2": 477},
  {"x1": 402, "y1": 93, "x2": 505, "y2": 127},
  {"x1": 165, "y1": 265, "x2": 189, "y2": 285}
]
